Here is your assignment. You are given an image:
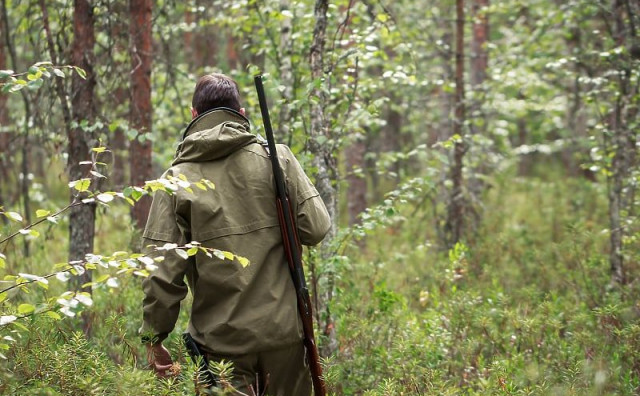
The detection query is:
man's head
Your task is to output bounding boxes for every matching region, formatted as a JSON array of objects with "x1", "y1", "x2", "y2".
[{"x1": 191, "y1": 73, "x2": 244, "y2": 119}]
